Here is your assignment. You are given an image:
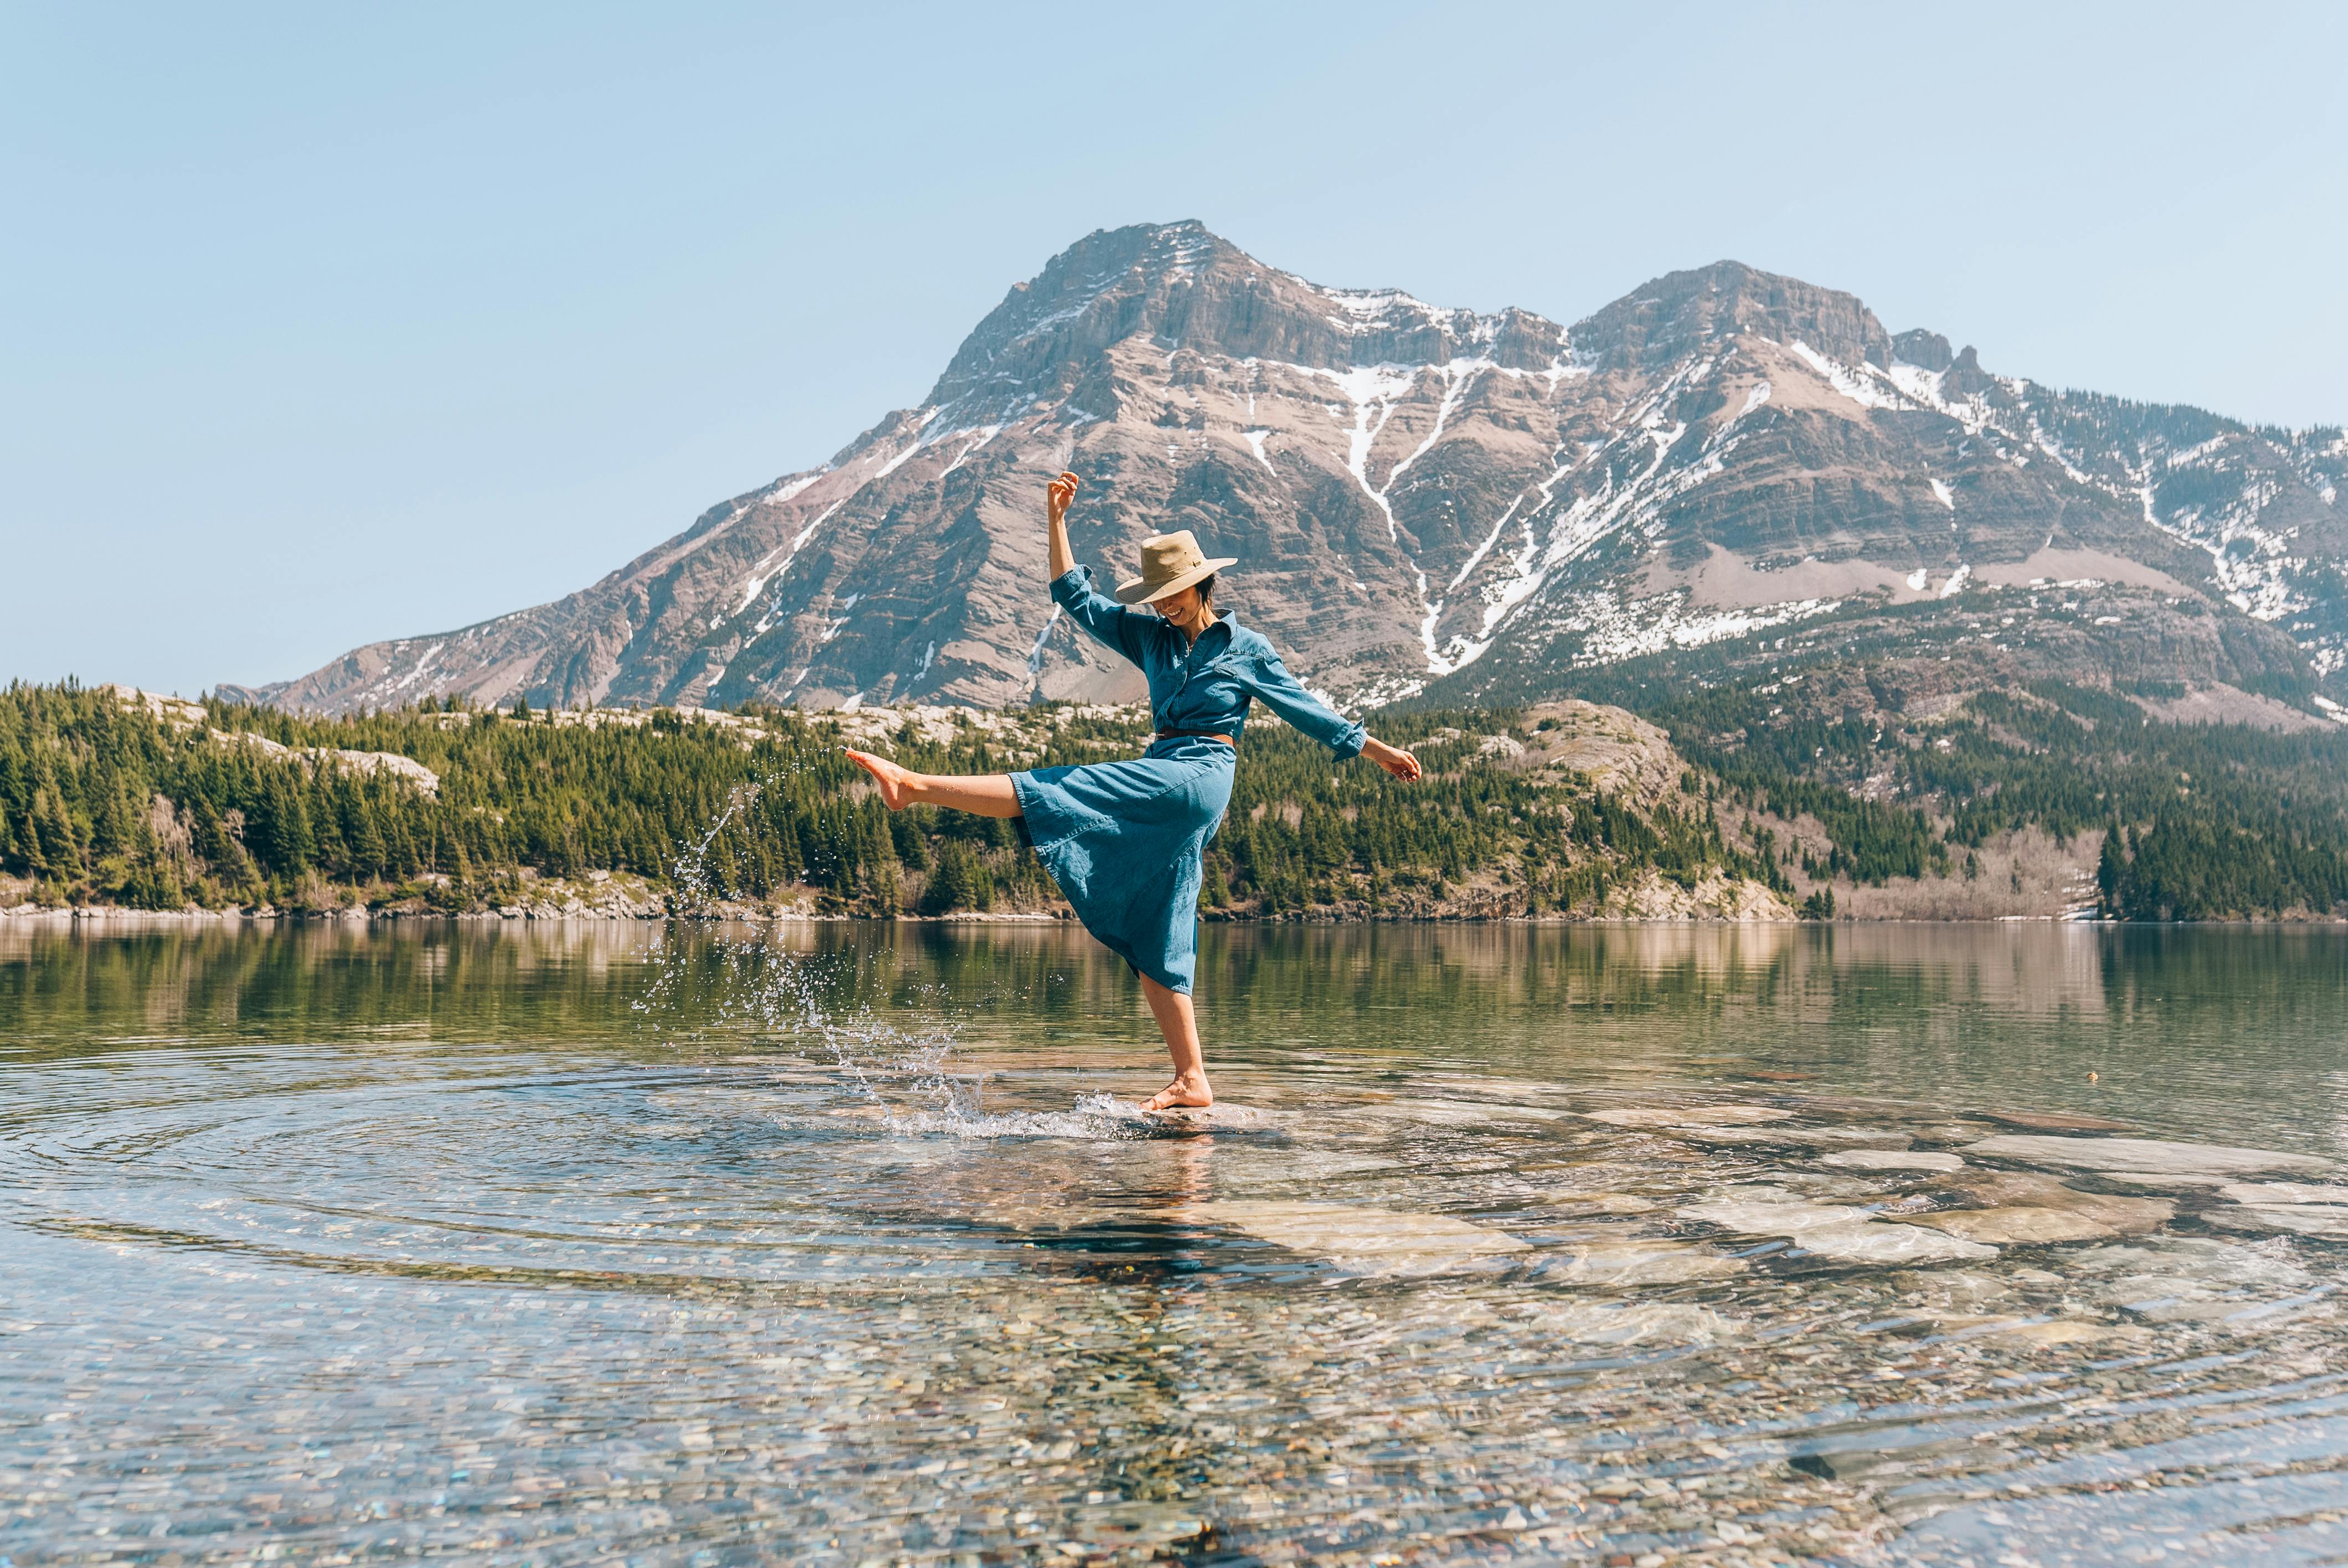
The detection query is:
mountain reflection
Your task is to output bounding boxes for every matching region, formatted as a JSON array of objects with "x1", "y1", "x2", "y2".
[{"x1": 6, "y1": 920, "x2": 2344, "y2": 1152}]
